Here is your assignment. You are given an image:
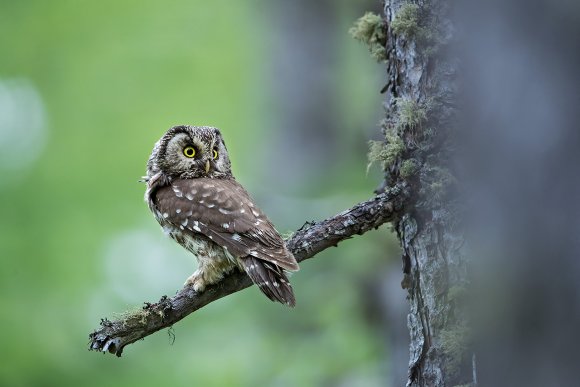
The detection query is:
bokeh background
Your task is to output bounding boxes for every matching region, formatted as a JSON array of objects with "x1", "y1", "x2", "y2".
[{"x1": 0, "y1": 1, "x2": 402, "y2": 386}]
